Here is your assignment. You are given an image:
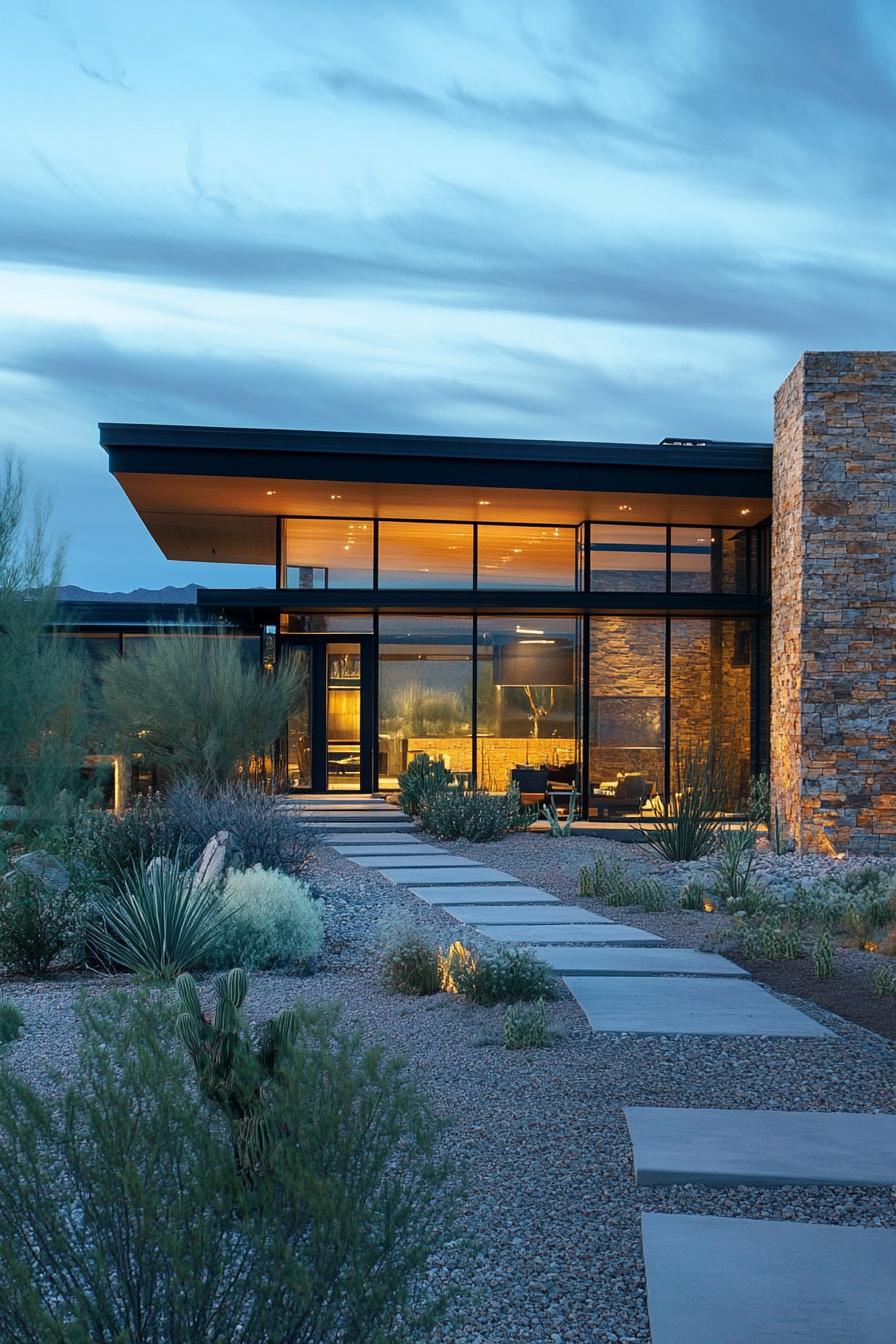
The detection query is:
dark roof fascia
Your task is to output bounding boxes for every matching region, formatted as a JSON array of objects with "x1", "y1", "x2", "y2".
[
  {"x1": 53, "y1": 601, "x2": 241, "y2": 630},
  {"x1": 100, "y1": 423, "x2": 772, "y2": 498},
  {"x1": 196, "y1": 587, "x2": 770, "y2": 621}
]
